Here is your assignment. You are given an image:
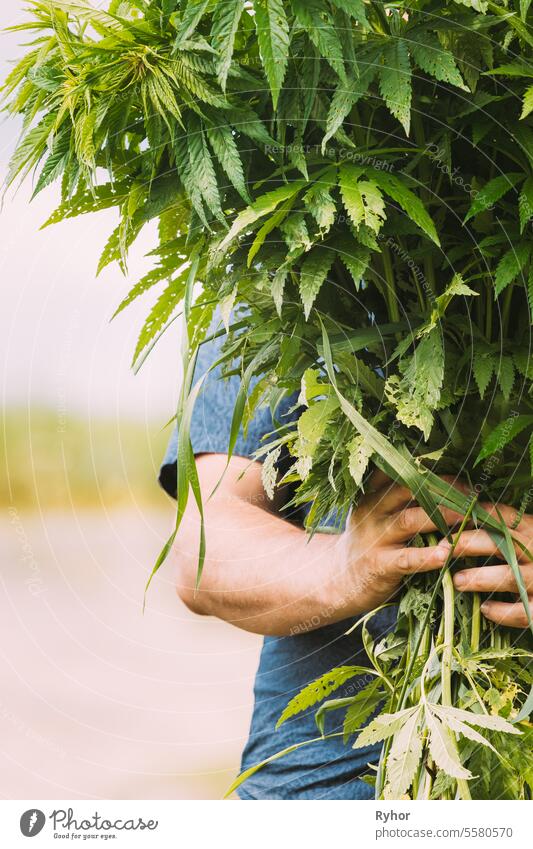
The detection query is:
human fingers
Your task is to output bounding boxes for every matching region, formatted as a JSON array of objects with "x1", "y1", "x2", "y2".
[
  {"x1": 453, "y1": 563, "x2": 533, "y2": 594},
  {"x1": 451, "y1": 529, "x2": 504, "y2": 560},
  {"x1": 452, "y1": 528, "x2": 529, "y2": 562},
  {"x1": 480, "y1": 598, "x2": 533, "y2": 629},
  {"x1": 386, "y1": 505, "x2": 466, "y2": 543},
  {"x1": 478, "y1": 501, "x2": 521, "y2": 527},
  {"x1": 378, "y1": 542, "x2": 451, "y2": 578},
  {"x1": 366, "y1": 481, "x2": 413, "y2": 515}
]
